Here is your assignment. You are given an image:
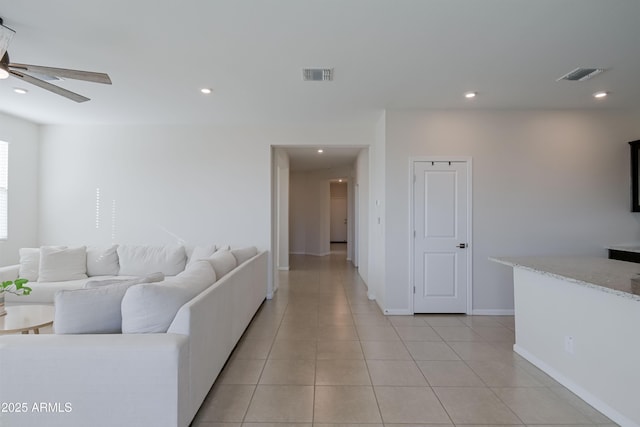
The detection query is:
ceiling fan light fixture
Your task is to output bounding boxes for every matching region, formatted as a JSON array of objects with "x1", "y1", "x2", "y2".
[{"x1": 593, "y1": 91, "x2": 608, "y2": 99}]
